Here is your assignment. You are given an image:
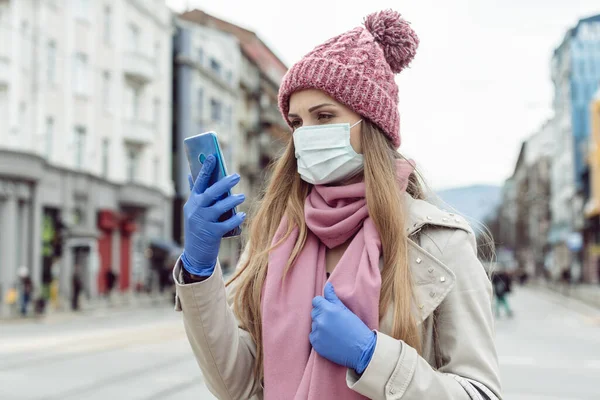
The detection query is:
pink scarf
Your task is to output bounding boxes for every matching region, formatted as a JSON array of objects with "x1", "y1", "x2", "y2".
[{"x1": 261, "y1": 160, "x2": 415, "y2": 399}]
